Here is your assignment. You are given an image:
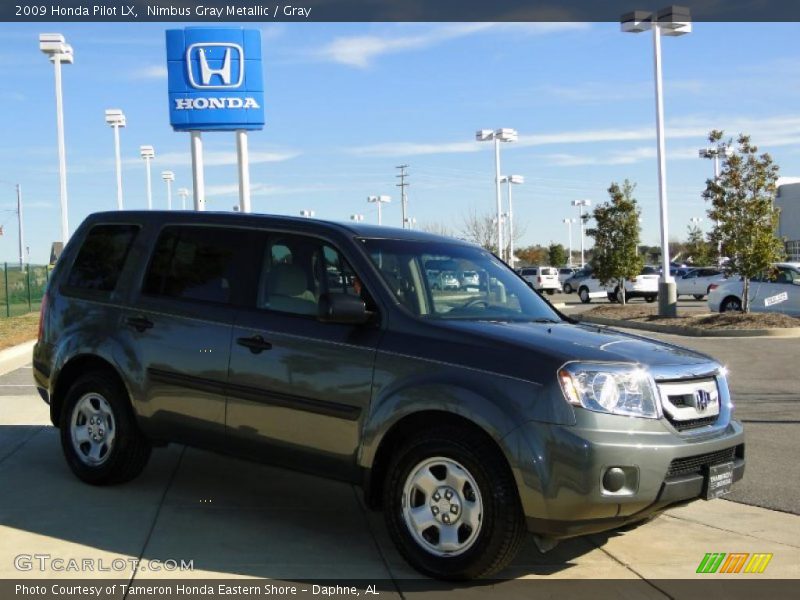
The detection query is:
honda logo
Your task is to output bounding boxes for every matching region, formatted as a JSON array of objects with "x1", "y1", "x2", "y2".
[
  {"x1": 186, "y1": 43, "x2": 244, "y2": 89},
  {"x1": 694, "y1": 389, "x2": 712, "y2": 412}
]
